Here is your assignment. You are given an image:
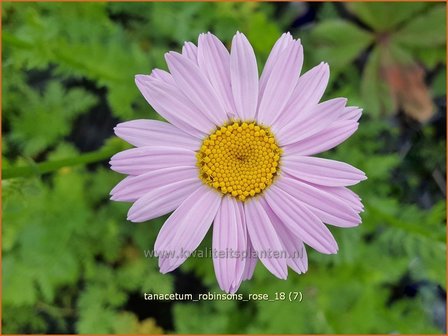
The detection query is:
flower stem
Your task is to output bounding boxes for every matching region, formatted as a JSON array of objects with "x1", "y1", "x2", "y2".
[{"x1": 2, "y1": 147, "x2": 118, "y2": 180}]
